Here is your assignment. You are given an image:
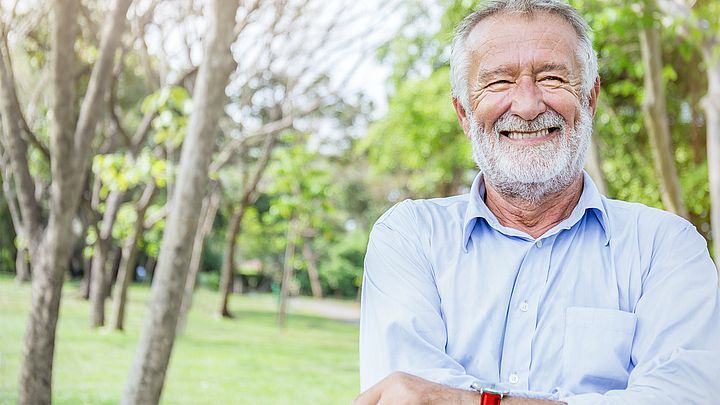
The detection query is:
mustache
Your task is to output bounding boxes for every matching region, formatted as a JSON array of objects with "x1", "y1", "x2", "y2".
[{"x1": 493, "y1": 110, "x2": 566, "y2": 133}]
